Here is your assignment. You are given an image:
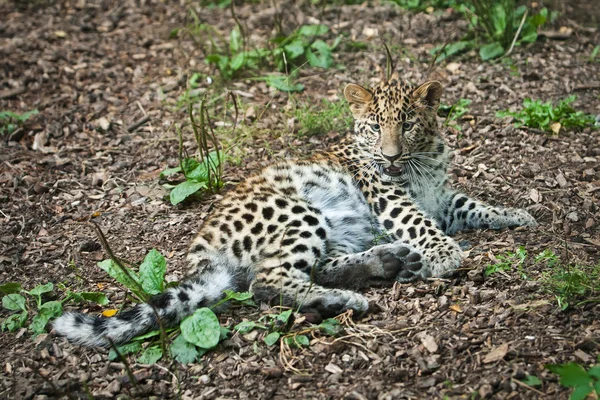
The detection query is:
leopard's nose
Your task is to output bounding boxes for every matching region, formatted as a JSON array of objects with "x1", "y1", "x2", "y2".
[{"x1": 382, "y1": 153, "x2": 401, "y2": 164}]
